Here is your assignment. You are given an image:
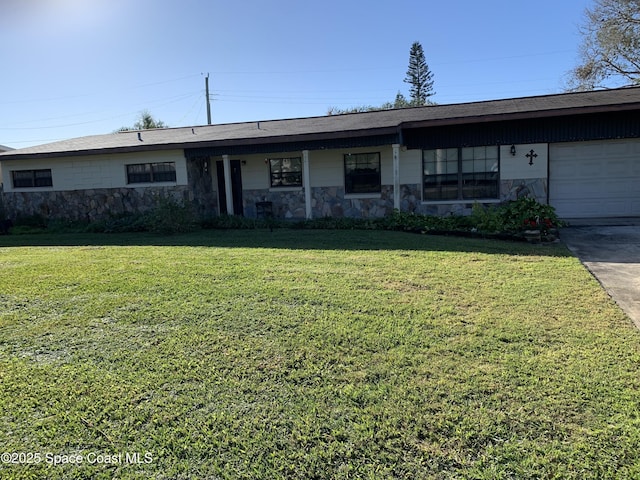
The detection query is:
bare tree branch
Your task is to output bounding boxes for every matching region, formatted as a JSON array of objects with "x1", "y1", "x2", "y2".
[{"x1": 567, "y1": 0, "x2": 640, "y2": 90}]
